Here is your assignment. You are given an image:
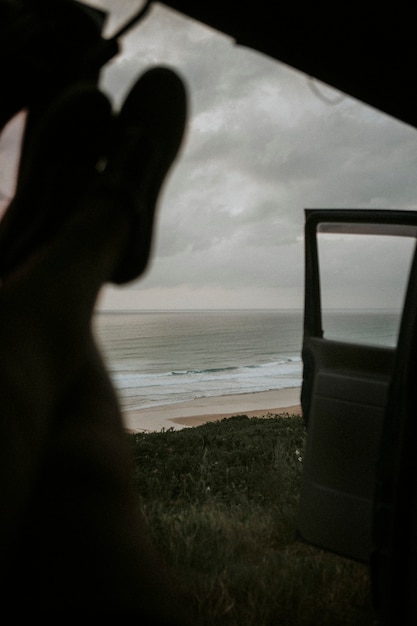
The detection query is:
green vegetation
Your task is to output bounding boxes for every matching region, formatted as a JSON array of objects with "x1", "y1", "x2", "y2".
[{"x1": 129, "y1": 414, "x2": 377, "y2": 625}]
